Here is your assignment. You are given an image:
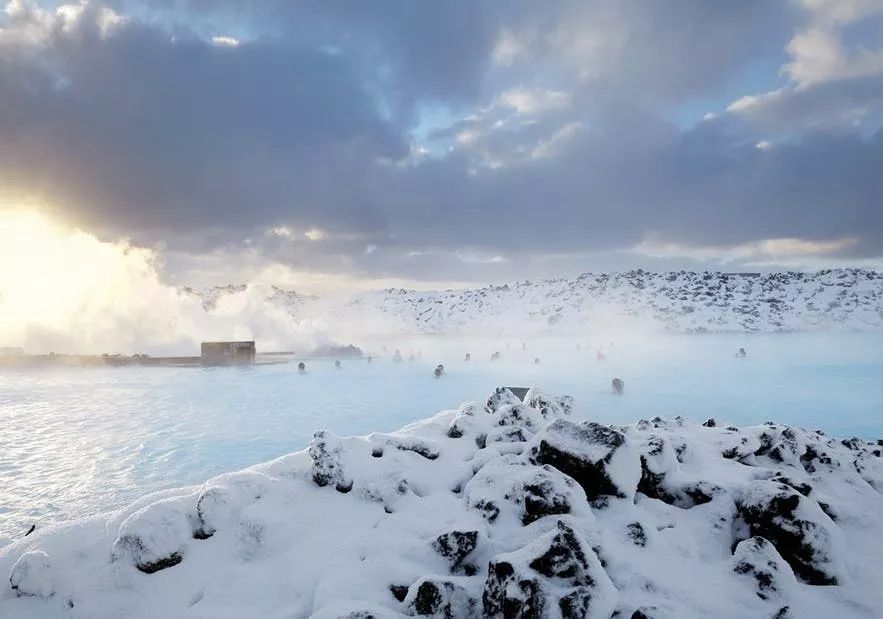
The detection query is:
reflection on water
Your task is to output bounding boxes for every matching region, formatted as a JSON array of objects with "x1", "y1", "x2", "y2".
[{"x1": 1, "y1": 332, "x2": 881, "y2": 541}]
